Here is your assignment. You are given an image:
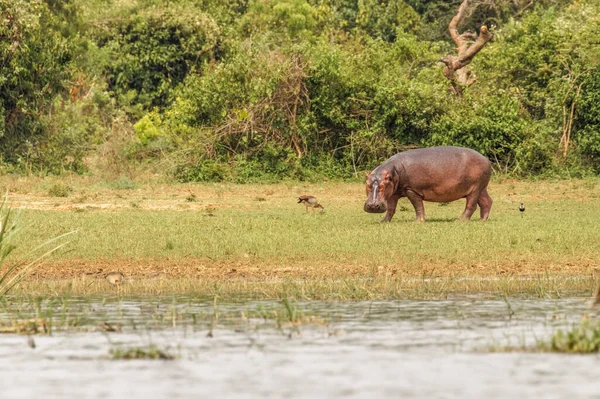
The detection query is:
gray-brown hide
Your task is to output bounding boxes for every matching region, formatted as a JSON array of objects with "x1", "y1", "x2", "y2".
[{"x1": 364, "y1": 146, "x2": 492, "y2": 222}]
